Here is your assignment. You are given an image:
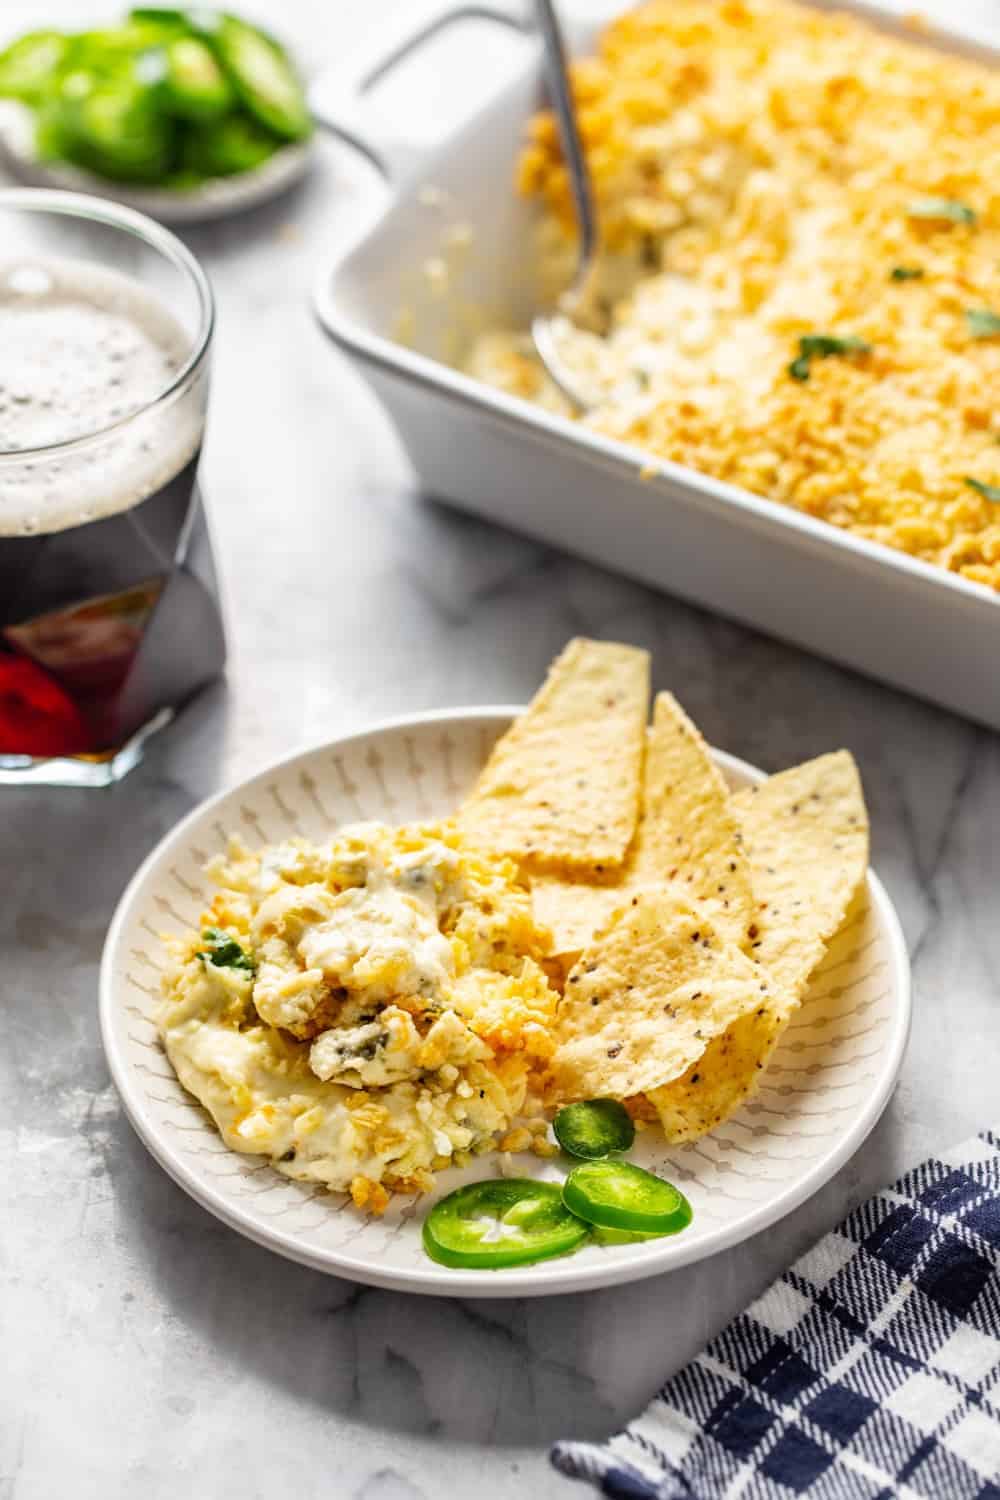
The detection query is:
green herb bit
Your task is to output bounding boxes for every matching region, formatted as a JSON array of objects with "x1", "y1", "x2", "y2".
[
  {"x1": 966, "y1": 308, "x2": 1000, "y2": 340},
  {"x1": 197, "y1": 926, "x2": 256, "y2": 973},
  {"x1": 906, "y1": 197, "x2": 976, "y2": 226},
  {"x1": 799, "y1": 335, "x2": 871, "y2": 359},
  {"x1": 890, "y1": 266, "x2": 924, "y2": 281},
  {"x1": 788, "y1": 334, "x2": 872, "y2": 382},
  {"x1": 965, "y1": 478, "x2": 1000, "y2": 504}
]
